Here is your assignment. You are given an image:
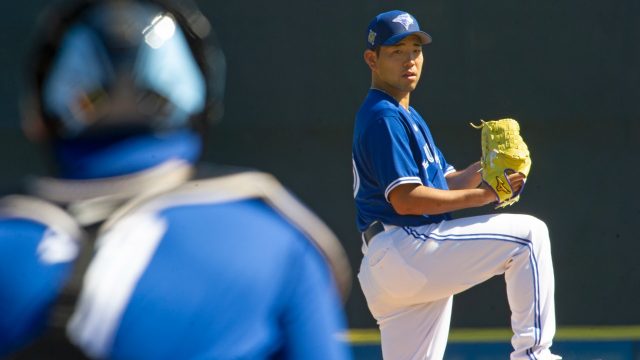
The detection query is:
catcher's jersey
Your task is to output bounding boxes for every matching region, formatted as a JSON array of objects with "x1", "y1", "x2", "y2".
[
  {"x1": 352, "y1": 89, "x2": 455, "y2": 231},
  {"x1": 0, "y1": 169, "x2": 351, "y2": 360},
  {"x1": 0, "y1": 197, "x2": 81, "y2": 357}
]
